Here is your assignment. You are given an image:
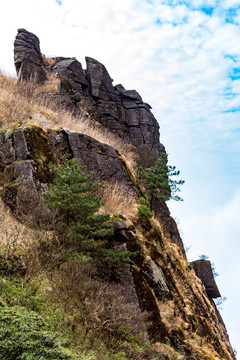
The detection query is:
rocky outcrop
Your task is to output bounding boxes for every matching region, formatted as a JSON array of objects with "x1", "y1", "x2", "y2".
[
  {"x1": 13, "y1": 30, "x2": 164, "y2": 157},
  {"x1": 14, "y1": 29, "x2": 47, "y2": 83},
  {"x1": 8, "y1": 30, "x2": 236, "y2": 359},
  {"x1": 86, "y1": 57, "x2": 115, "y2": 100},
  {"x1": 54, "y1": 55, "x2": 163, "y2": 157},
  {"x1": 51, "y1": 57, "x2": 88, "y2": 95},
  {"x1": 0, "y1": 126, "x2": 137, "y2": 218},
  {"x1": 191, "y1": 259, "x2": 221, "y2": 298}
]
